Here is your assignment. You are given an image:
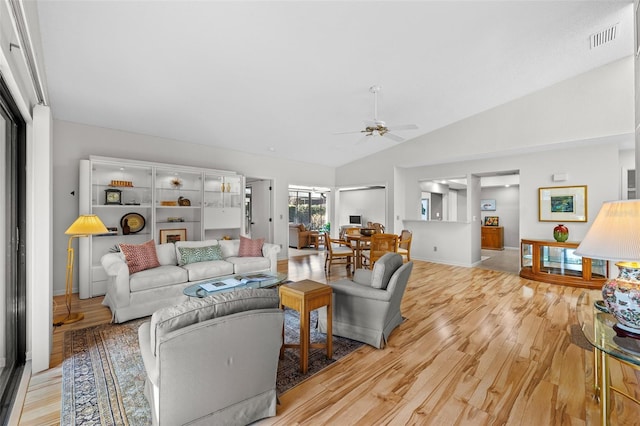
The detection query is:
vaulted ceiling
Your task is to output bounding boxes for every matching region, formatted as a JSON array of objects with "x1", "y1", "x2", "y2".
[{"x1": 35, "y1": 1, "x2": 634, "y2": 168}]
